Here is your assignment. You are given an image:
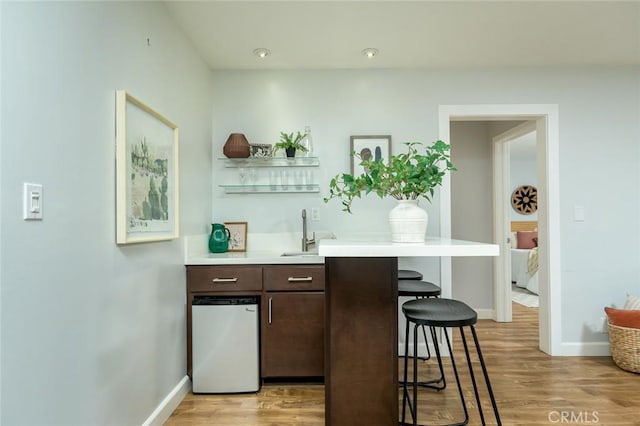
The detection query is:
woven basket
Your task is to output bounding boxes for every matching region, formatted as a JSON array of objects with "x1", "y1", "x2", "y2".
[{"x1": 608, "y1": 323, "x2": 640, "y2": 373}]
